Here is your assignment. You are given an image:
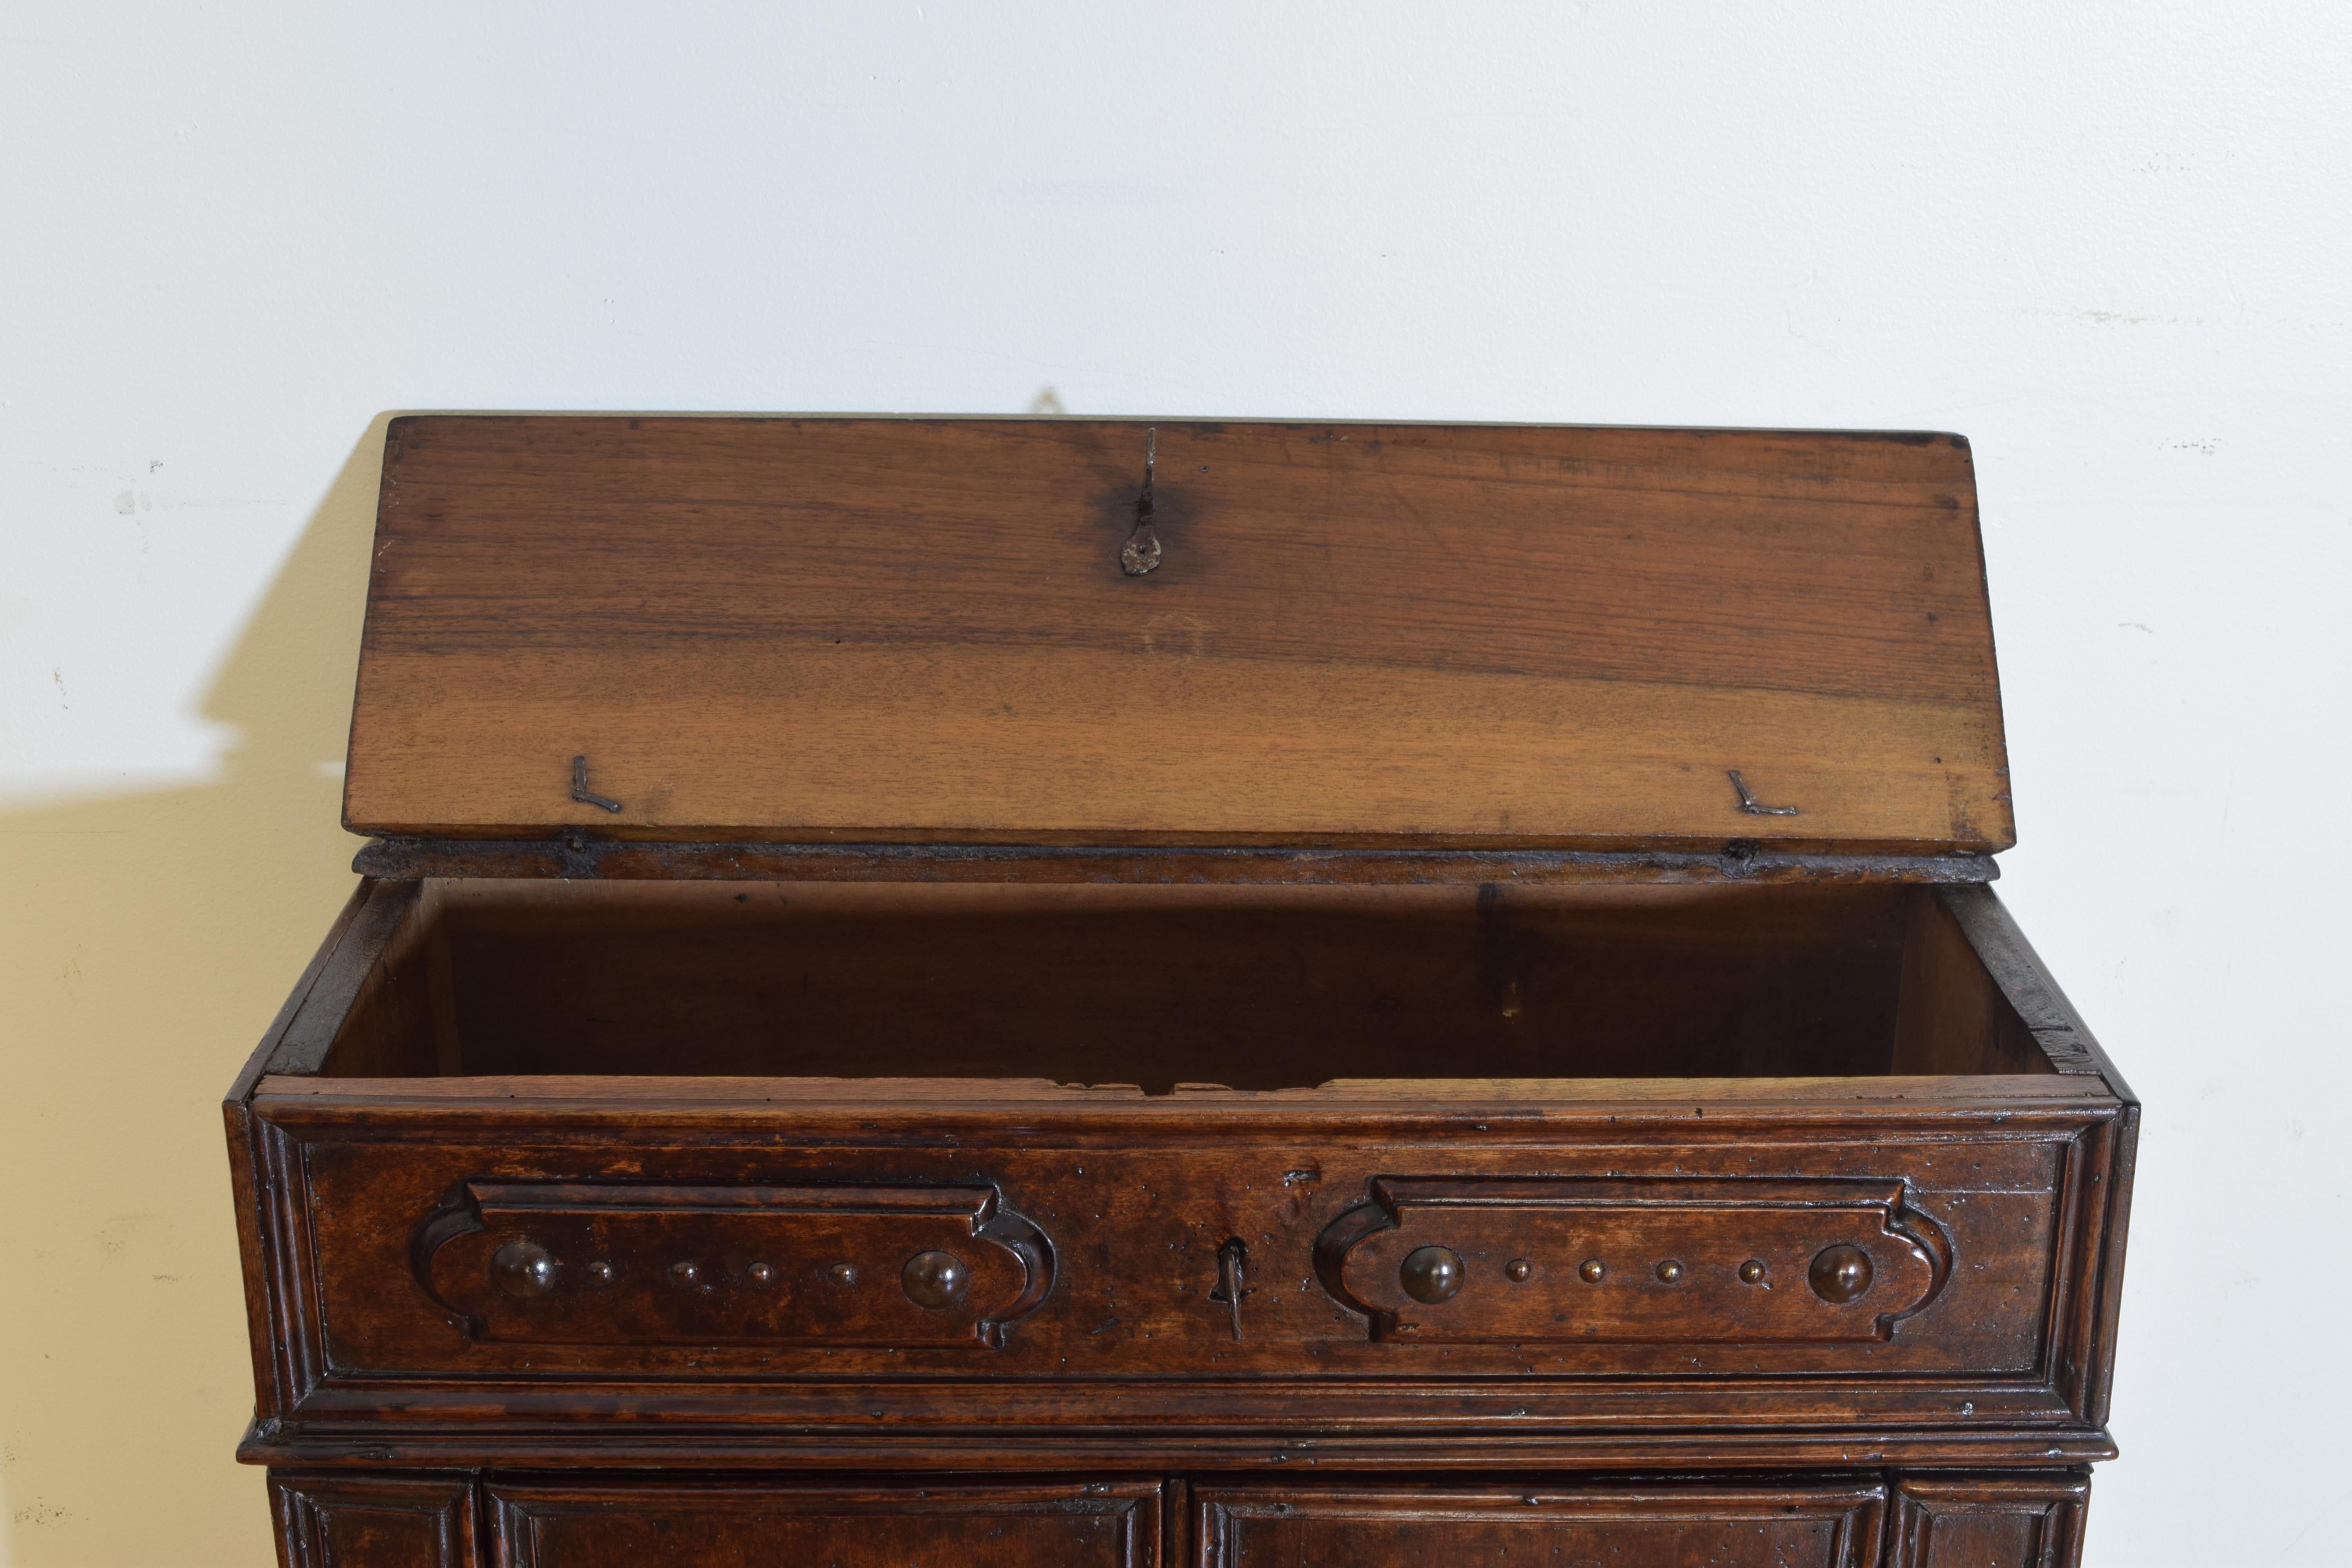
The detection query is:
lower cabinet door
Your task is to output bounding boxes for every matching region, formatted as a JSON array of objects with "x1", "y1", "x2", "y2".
[
  {"x1": 488, "y1": 1478, "x2": 1161, "y2": 1568},
  {"x1": 1192, "y1": 1480, "x2": 1885, "y2": 1568},
  {"x1": 1891, "y1": 1472, "x2": 2091, "y2": 1568},
  {"x1": 271, "y1": 1473, "x2": 481, "y2": 1568}
]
